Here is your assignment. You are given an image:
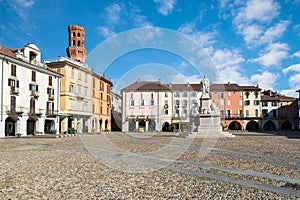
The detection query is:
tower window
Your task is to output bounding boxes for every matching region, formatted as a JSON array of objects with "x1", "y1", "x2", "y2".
[
  {"x1": 73, "y1": 40, "x2": 76, "y2": 47},
  {"x1": 73, "y1": 32, "x2": 75, "y2": 37},
  {"x1": 77, "y1": 33, "x2": 80, "y2": 37},
  {"x1": 77, "y1": 41, "x2": 80, "y2": 47}
]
